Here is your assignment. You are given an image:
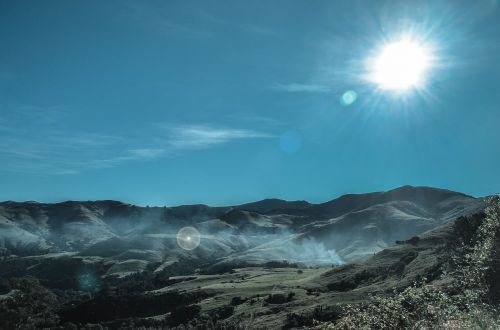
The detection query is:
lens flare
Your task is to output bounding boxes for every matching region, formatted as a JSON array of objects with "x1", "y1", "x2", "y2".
[
  {"x1": 177, "y1": 226, "x2": 201, "y2": 250},
  {"x1": 340, "y1": 90, "x2": 358, "y2": 106},
  {"x1": 279, "y1": 130, "x2": 302, "y2": 154}
]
